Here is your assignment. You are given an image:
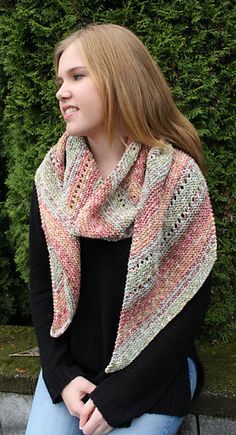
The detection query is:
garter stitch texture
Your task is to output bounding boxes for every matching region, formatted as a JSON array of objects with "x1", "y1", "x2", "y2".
[{"x1": 35, "y1": 133, "x2": 217, "y2": 373}]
